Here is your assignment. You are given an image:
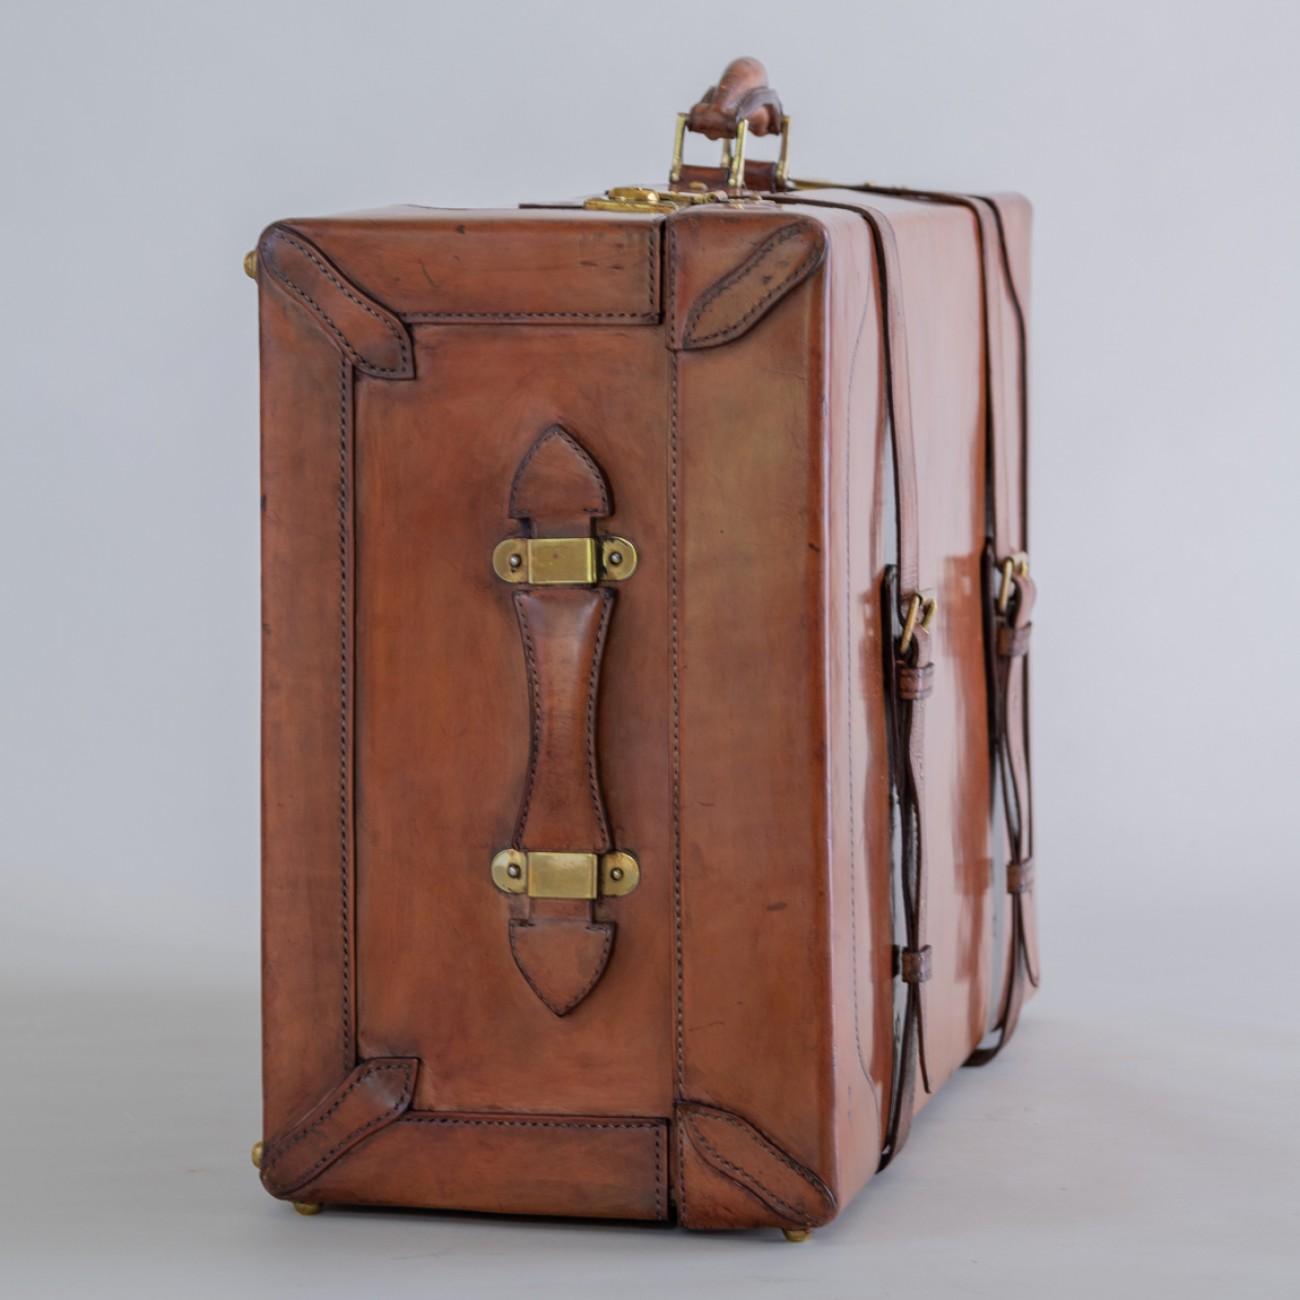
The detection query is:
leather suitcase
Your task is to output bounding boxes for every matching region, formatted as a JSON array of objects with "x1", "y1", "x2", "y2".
[{"x1": 251, "y1": 57, "x2": 1037, "y2": 1236}]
